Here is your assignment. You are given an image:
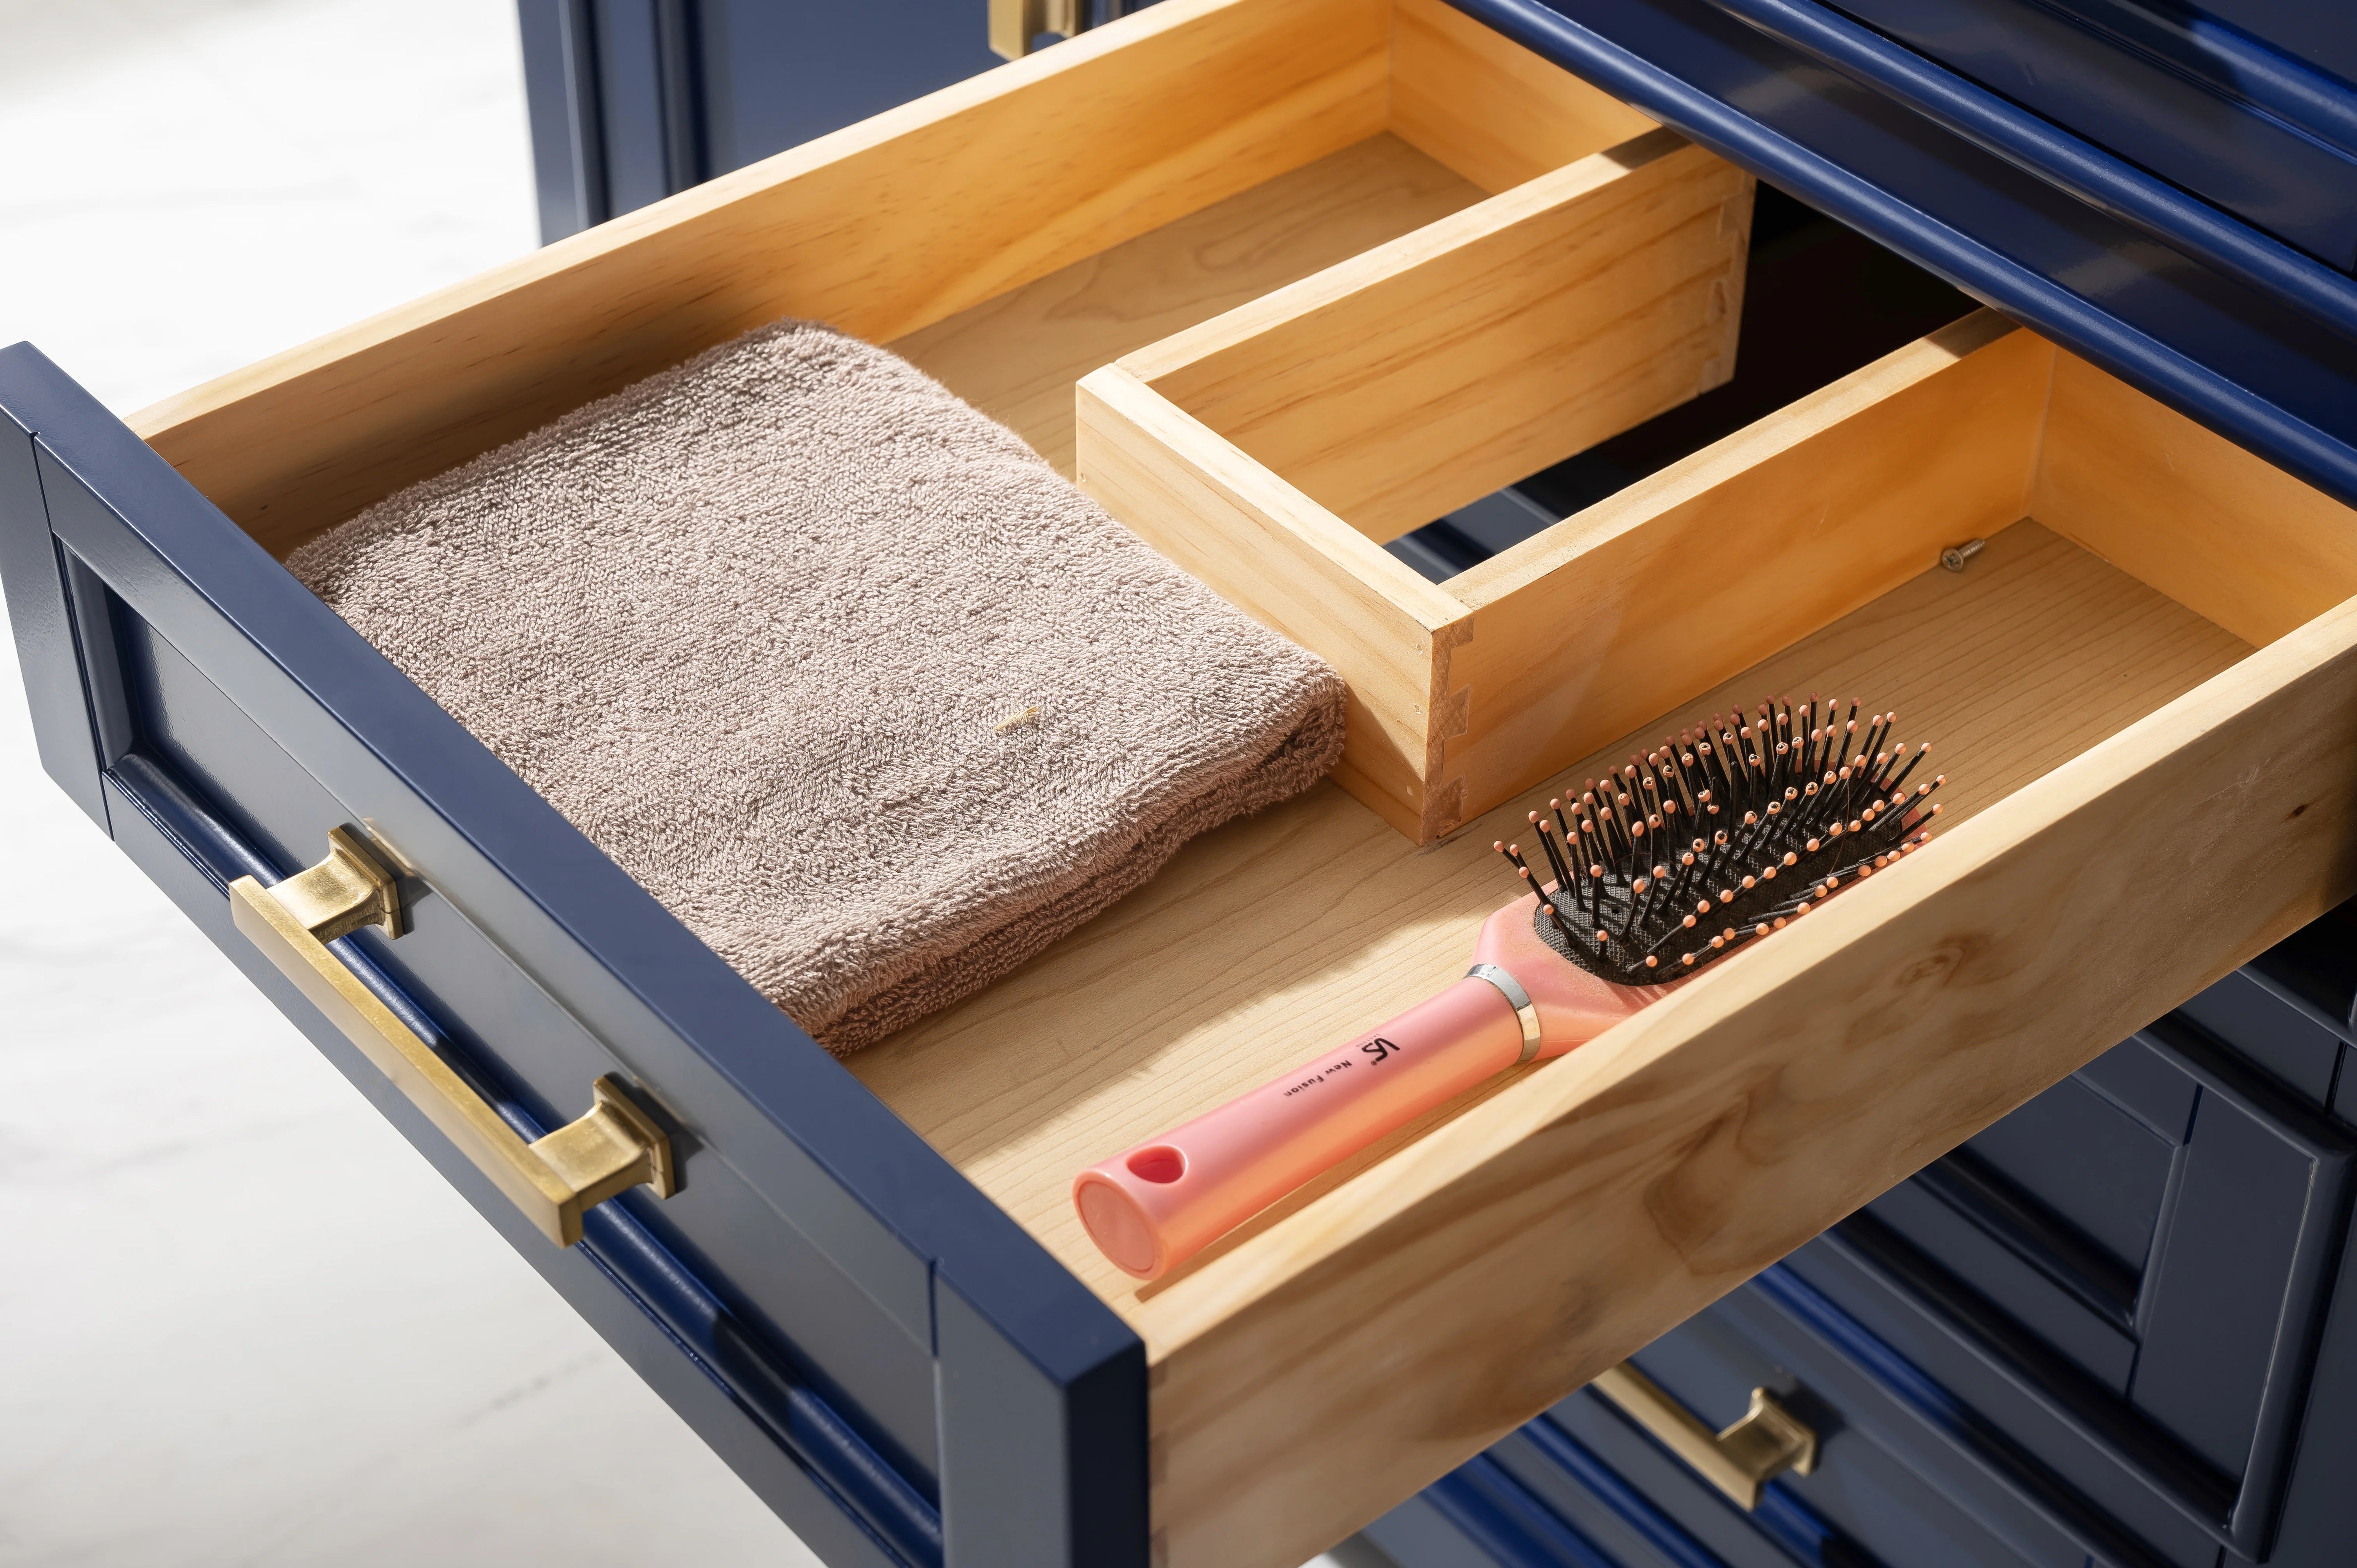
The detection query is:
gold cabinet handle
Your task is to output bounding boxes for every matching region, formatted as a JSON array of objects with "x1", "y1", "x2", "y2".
[
  {"x1": 989, "y1": 0, "x2": 1085, "y2": 60},
  {"x1": 1591, "y1": 1363, "x2": 1818, "y2": 1509},
  {"x1": 229, "y1": 827, "x2": 676, "y2": 1247}
]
